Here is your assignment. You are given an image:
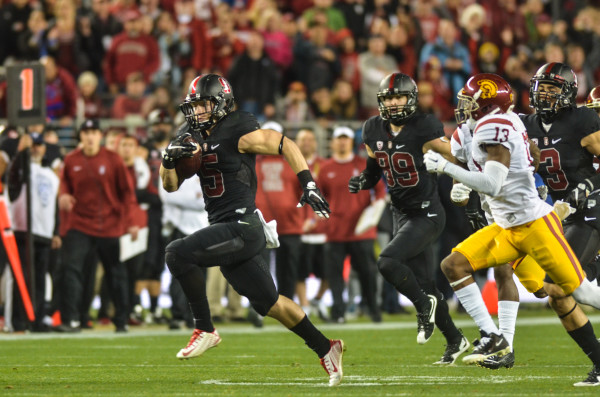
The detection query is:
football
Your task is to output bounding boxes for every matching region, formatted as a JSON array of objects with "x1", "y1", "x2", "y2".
[{"x1": 175, "y1": 136, "x2": 203, "y2": 180}]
